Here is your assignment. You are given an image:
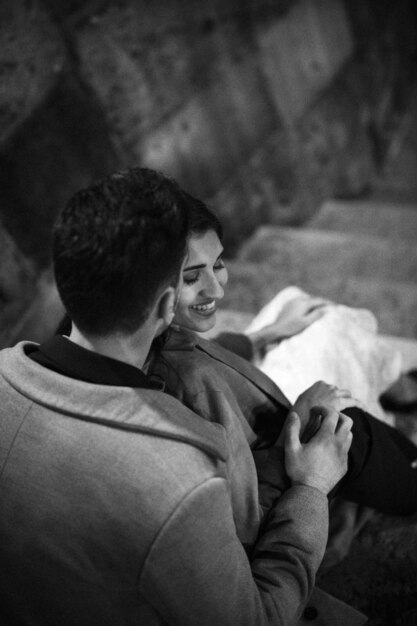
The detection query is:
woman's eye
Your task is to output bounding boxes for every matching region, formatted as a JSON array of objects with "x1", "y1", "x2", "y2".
[
  {"x1": 214, "y1": 259, "x2": 226, "y2": 272},
  {"x1": 184, "y1": 273, "x2": 200, "y2": 285}
]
